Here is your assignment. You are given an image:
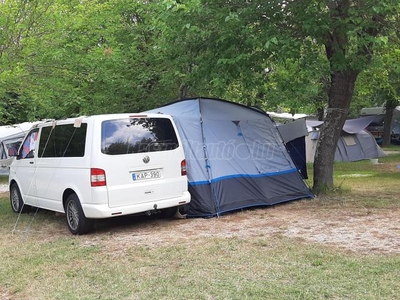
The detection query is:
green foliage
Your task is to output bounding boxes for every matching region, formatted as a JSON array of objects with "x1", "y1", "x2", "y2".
[
  {"x1": 353, "y1": 42, "x2": 400, "y2": 115},
  {"x1": 0, "y1": 92, "x2": 29, "y2": 124},
  {"x1": 1, "y1": 0, "x2": 186, "y2": 121},
  {"x1": 153, "y1": 0, "x2": 326, "y2": 109},
  {"x1": 1, "y1": 0, "x2": 399, "y2": 121}
]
